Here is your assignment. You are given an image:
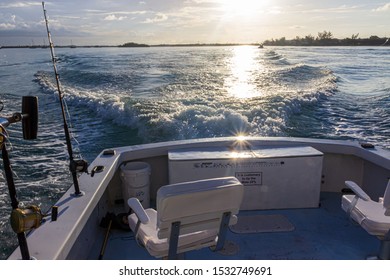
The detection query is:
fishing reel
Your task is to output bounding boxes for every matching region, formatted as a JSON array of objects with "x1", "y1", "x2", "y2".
[
  {"x1": 70, "y1": 158, "x2": 89, "y2": 174},
  {"x1": 10, "y1": 205, "x2": 58, "y2": 234},
  {"x1": 10, "y1": 206, "x2": 43, "y2": 234}
]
